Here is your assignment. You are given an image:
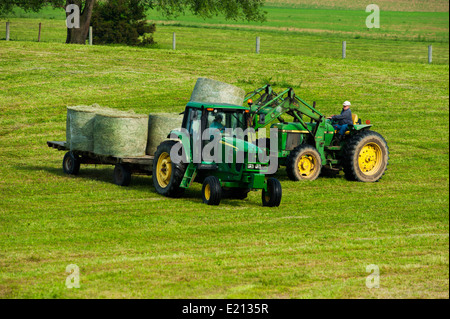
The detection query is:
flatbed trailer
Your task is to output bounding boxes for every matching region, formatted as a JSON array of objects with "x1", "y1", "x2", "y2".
[{"x1": 47, "y1": 141, "x2": 154, "y2": 186}]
